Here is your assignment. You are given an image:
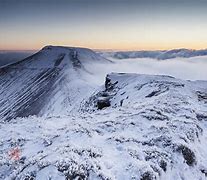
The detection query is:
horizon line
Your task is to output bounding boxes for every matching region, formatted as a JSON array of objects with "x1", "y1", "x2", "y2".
[{"x1": 0, "y1": 46, "x2": 207, "y2": 52}]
